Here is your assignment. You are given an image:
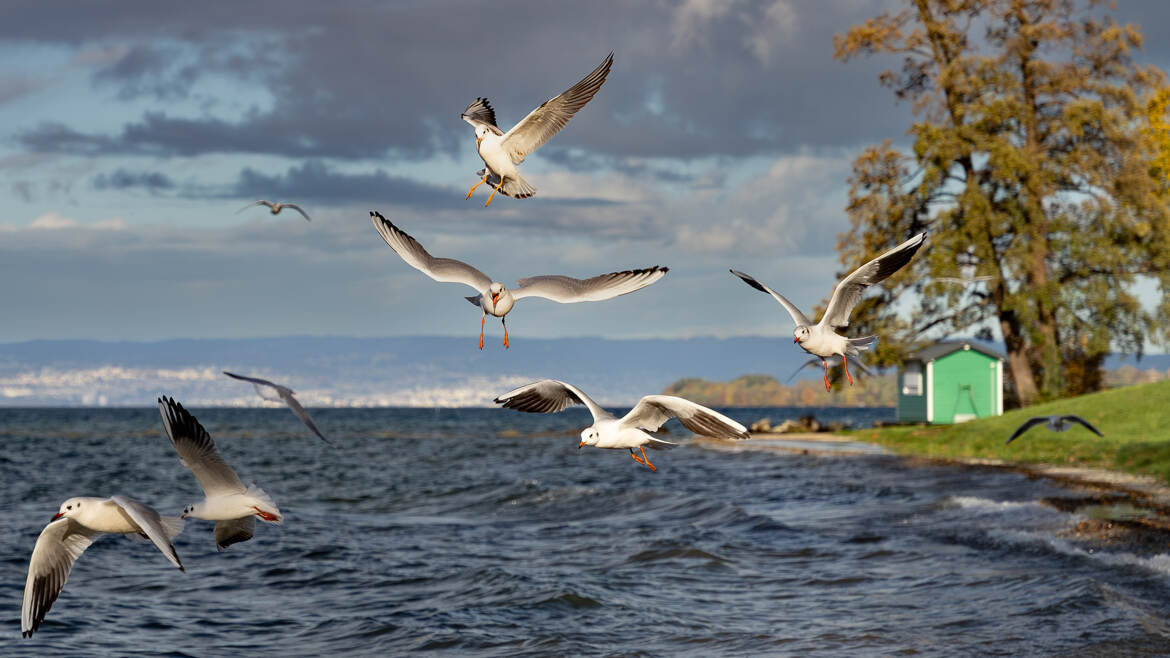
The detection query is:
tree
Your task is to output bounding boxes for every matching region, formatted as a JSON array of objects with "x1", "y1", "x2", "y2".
[{"x1": 833, "y1": 0, "x2": 1170, "y2": 406}]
